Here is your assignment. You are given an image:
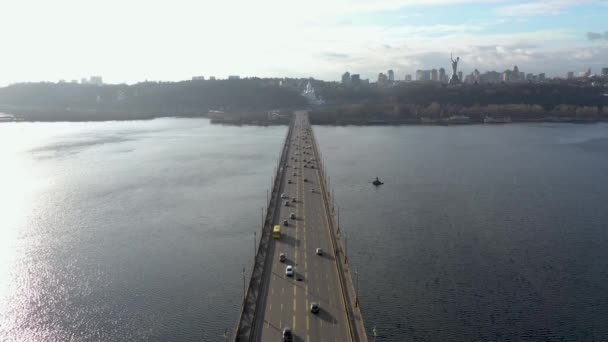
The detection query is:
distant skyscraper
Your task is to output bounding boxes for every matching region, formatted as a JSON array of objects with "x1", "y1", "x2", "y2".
[
  {"x1": 342, "y1": 72, "x2": 351, "y2": 85},
  {"x1": 538, "y1": 73, "x2": 546, "y2": 81},
  {"x1": 209, "y1": 76, "x2": 216, "y2": 80},
  {"x1": 519, "y1": 72, "x2": 525, "y2": 81},
  {"x1": 228, "y1": 75, "x2": 240, "y2": 80},
  {"x1": 415, "y1": 70, "x2": 423, "y2": 81},
  {"x1": 438, "y1": 68, "x2": 446, "y2": 83},
  {"x1": 602, "y1": 68, "x2": 608, "y2": 76},
  {"x1": 513, "y1": 66, "x2": 519, "y2": 81},
  {"x1": 89, "y1": 76, "x2": 103, "y2": 85},
  {"x1": 192, "y1": 76, "x2": 205, "y2": 81},
  {"x1": 350, "y1": 74, "x2": 361, "y2": 85},
  {"x1": 405, "y1": 74, "x2": 412, "y2": 82},
  {"x1": 377, "y1": 72, "x2": 388, "y2": 85},
  {"x1": 458, "y1": 71, "x2": 463, "y2": 82},
  {"x1": 431, "y1": 69, "x2": 438, "y2": 82},
  {"x1": 567, "y1": 71, "x2": 574, "y2": 79},
  {"x1": 473, "y1": 69, "x2": 481, "y2": 83},
  {"x1": 387, "y1": 69, "x2": 395, "y2": 82},
  {"x1": 526, "y1": 73, "x2": 534, "y2": 81}
]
